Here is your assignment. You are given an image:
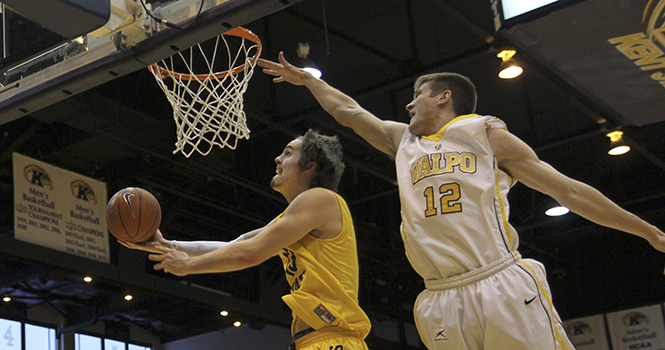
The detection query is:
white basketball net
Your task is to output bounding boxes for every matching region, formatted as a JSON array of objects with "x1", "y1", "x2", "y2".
[{"x1": 149, "y1": 27, "x2": 261, "y2": 158}]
